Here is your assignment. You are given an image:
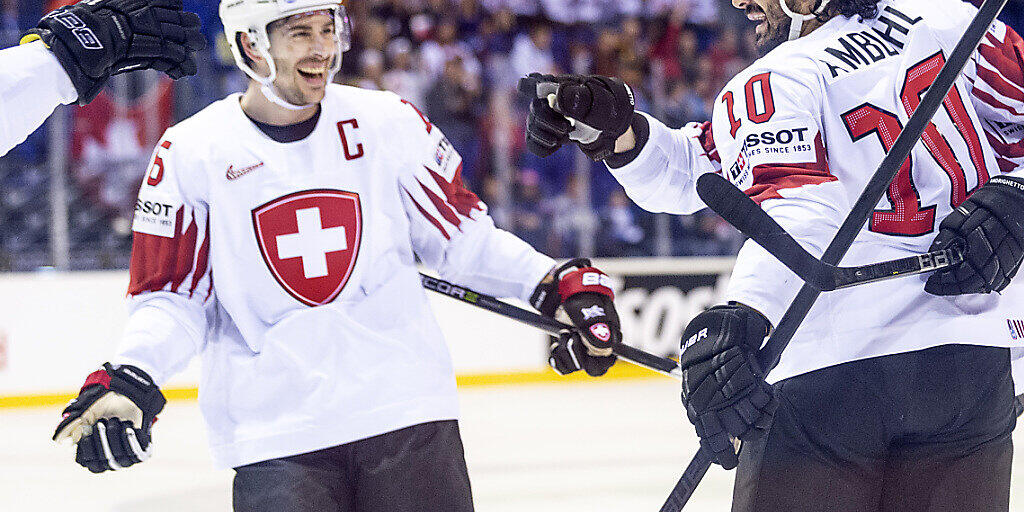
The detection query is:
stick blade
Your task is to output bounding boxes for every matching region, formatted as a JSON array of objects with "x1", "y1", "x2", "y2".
[{"x1": 695, "y1": 173, "x2": 834, "y2": 290}]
